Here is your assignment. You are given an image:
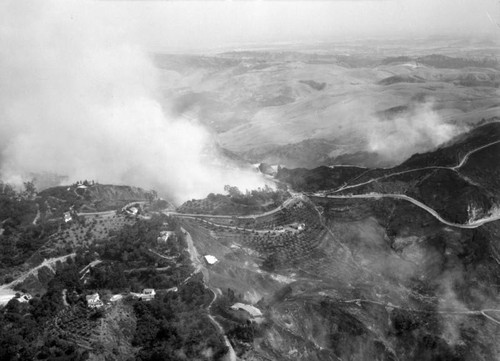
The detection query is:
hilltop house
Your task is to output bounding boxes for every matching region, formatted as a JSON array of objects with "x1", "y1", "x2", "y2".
[{"x1": 86, "y1": 293, "x2": 103, "y2": 309}]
